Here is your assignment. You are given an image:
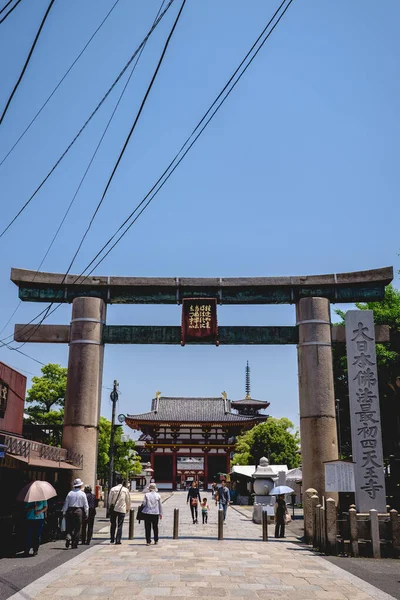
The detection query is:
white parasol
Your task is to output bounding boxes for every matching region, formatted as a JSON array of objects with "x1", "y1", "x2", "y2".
[
  {"x1": 17, "y1": 480, "x2": 57, "y2": 502},
  {"x1": 268, "y1": 485, "x2": 295, "y2": 495}
]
